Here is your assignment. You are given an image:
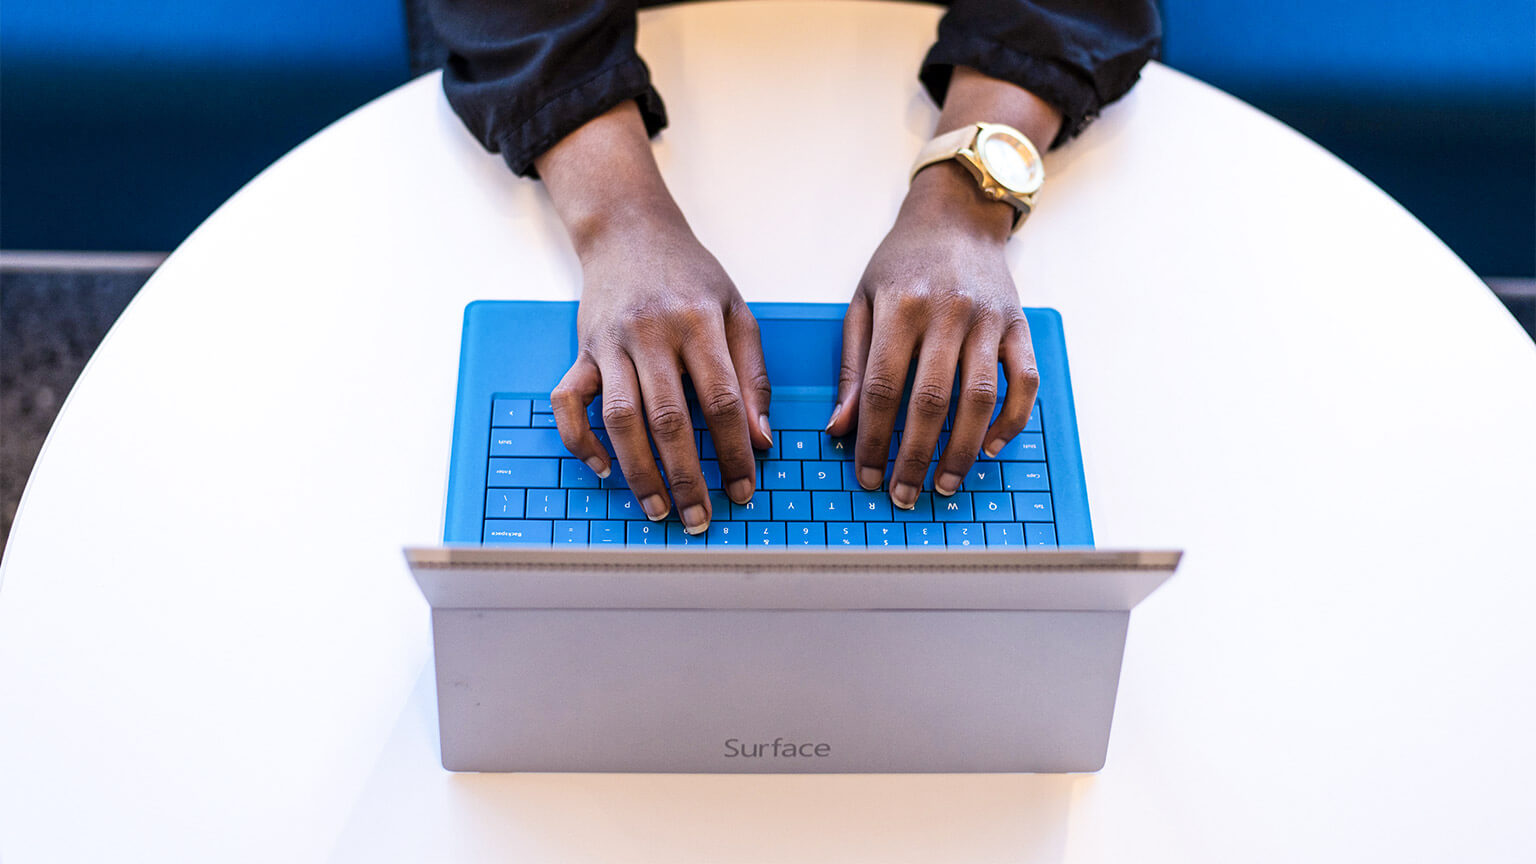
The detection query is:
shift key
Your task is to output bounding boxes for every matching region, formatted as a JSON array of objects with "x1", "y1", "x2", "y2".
[{"x1": 489, "y1": 427, "x2": 568, "y2": 457}]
